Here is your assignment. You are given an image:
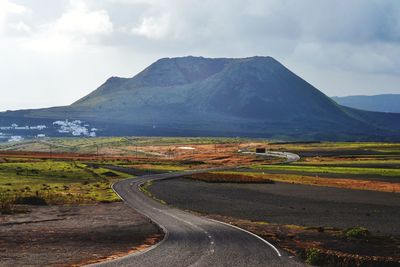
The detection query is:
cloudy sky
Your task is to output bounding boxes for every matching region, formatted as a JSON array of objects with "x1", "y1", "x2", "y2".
[{"x1": 1, "y1": 0, "x2": 400, "y2": 111}]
